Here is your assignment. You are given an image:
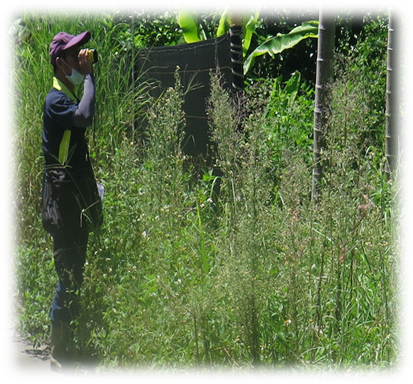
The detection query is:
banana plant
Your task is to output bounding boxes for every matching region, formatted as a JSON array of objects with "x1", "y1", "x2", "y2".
[
  {"x1": 178, "y1": 10, "x2": 318, "y2": 76},
  {"x1": 177, "y1": 9, "x2": 260, "y2": 53},
  {"x1": 243, "y1": 21, "x2": 318, "y2": 75},
  {"x1": 213, "y1": 9, "x2": 260, "y2": 56}
]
